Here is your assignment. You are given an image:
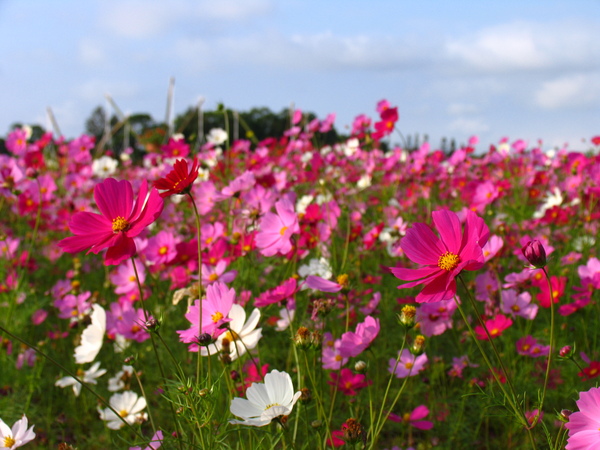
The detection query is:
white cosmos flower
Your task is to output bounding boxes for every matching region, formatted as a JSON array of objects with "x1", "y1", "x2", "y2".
[
  {"x1": 108, "y1": 365, "x2": 135, "y2": 392},
  {"x1": 206, "y1": 128, "x2": 228, "y2": 145},
  {"x1": 229, "y1": 370, "x2": 302, "y2": 427},
  {"x1": 55, "y1": 361, "x2": 107, "y2": 397},
  {"x1": 98, "y1": 391, "x2": 147, "y2": 430},
  {"x1": 74, "y1": 304, "x2": 106, "y2": 364},
  {"x1": 0, "y1": 414, "x2": 36, "y2": 449},
  {"x1": 92, "y1": 156, "x2": 118, "y2": 178},
  {"x1": 200, "y1": 304, "x2": 261, "y2": 361}
]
